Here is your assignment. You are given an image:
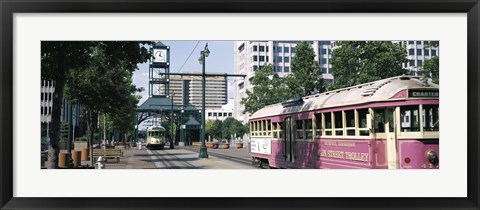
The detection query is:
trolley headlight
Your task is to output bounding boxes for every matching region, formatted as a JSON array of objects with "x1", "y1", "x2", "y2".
[{"x1": 426, "y1": 150, "x2": 438, "y2": 165}]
